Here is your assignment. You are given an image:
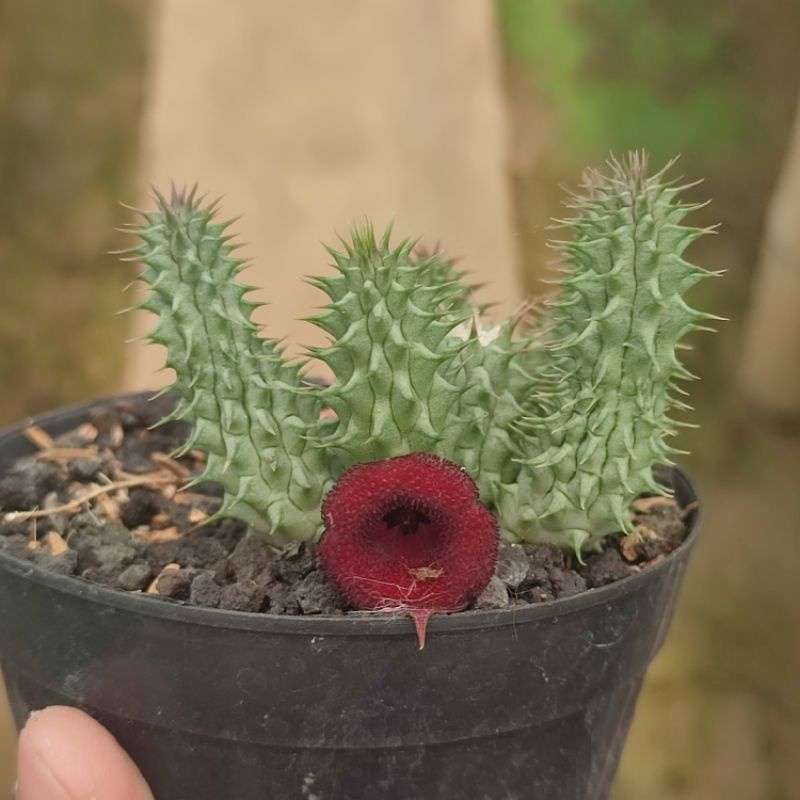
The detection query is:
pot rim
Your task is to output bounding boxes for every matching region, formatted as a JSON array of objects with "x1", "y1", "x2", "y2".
[{"x1": 0, "y1": 392, "x2": 702, "y2": 638}]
